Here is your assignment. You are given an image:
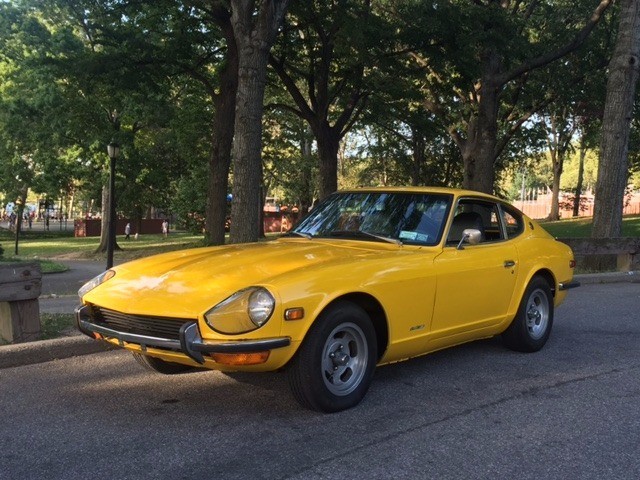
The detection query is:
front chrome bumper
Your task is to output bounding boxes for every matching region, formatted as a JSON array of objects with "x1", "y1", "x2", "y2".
[{"x1": 75, "y1": 305, "x2": 290, "y2": 364}]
